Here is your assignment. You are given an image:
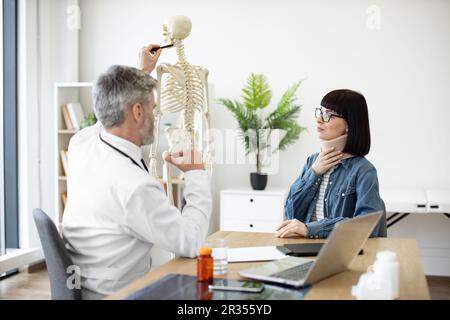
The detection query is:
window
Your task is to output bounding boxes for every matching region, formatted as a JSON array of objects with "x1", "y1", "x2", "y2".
[
  {"x1": 0, "y1": 0, "x2": 4, "y2": 258},
  {"x1": 1, "y1": 0, "x2": 19, "y2": 259}
]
